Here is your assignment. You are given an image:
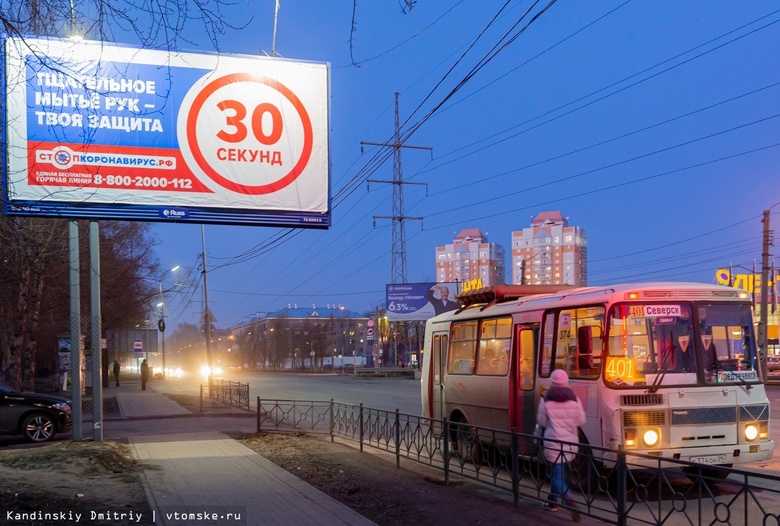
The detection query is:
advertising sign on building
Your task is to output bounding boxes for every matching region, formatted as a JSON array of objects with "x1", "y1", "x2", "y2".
[
  {"x1": 386, "y1": 282, "x2": 459, "y2": 322},
  {"x1": 2, "y1": 36, "x2": 330, "y2": 228}
]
